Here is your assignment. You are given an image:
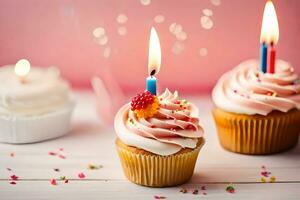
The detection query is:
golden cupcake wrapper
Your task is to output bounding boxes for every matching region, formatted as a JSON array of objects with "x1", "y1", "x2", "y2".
[
  {"x1": 116, "y1": 139, "x2": 204, "y2": 187},
  {"x1": 212, "y1": 107, "x2": 300, "y2": 155}
]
